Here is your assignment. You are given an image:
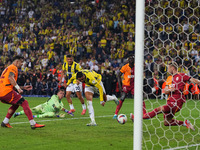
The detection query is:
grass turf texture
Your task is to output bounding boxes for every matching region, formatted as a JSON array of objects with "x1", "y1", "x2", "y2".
[
  {"x1": 0, "y1": 98, "x2": 200, "y2": 150},
  {"x1": 0, "y1": 97, "x2": 133, "y2": 150}
]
